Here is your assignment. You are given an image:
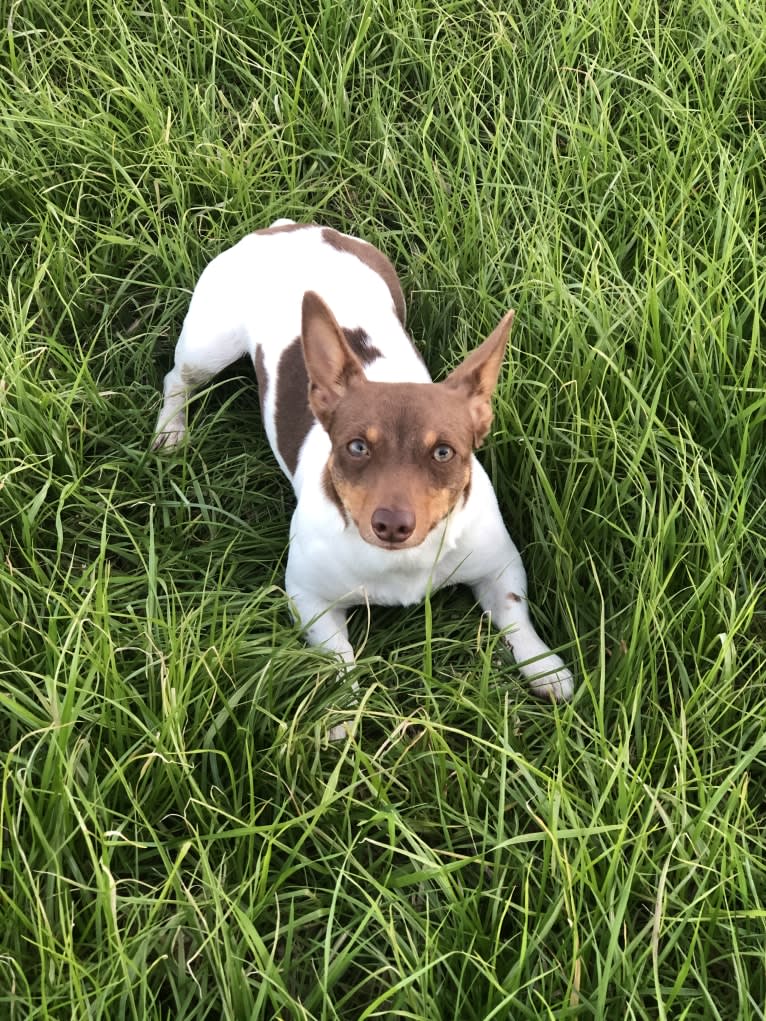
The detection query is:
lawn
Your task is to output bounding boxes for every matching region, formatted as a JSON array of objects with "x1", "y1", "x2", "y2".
[{"x1": 1, "y1": 0, "x2": 765, "y2": 1017}]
